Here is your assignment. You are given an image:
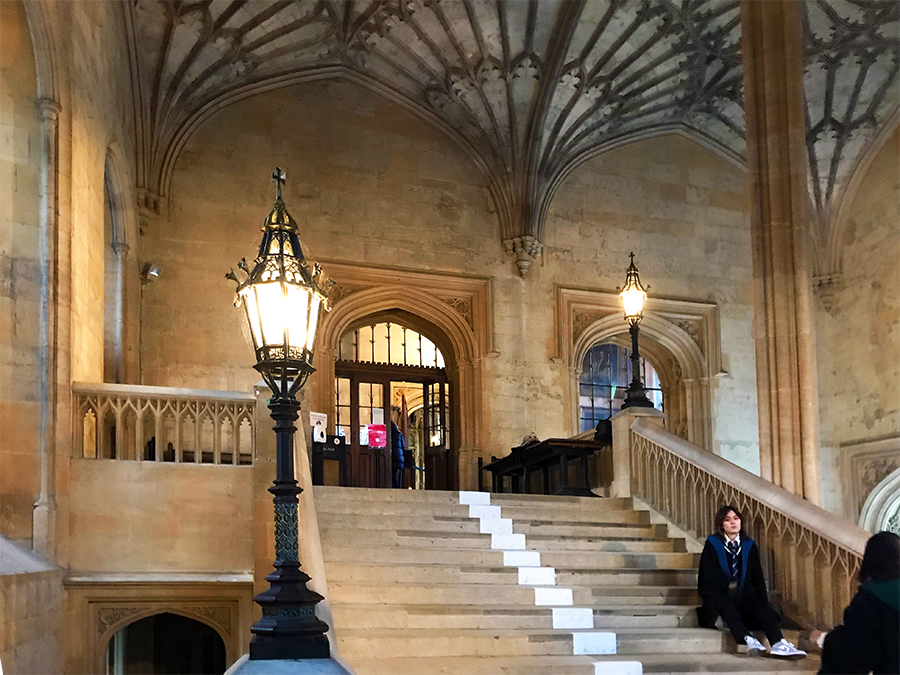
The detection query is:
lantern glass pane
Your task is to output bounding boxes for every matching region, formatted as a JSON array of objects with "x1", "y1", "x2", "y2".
[
  {"x1": 306, "y1": 294, "x2": 321, "y2": 352},
  {"x1": 256, "y1": 282, "x2": 288, "y2": 347},
  {"x1": 620, "y1": 287, "x2": 646, "y2": 318},
  {"x1": 240, "y1": 287, "x2": 263, "y2": 350},
  {"x1": 285, "y1": 285, "x2": 311, "y2": 351}
]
